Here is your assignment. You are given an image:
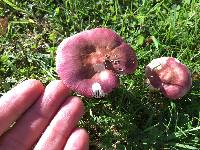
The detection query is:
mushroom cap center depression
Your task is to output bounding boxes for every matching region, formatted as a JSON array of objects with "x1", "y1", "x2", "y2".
[
  {"x1": 83, "y1": 49, "x2": 106, "y2": 72},
  {"x1": 82, "y1": 47, "x2": 119, "y2": 73}
]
